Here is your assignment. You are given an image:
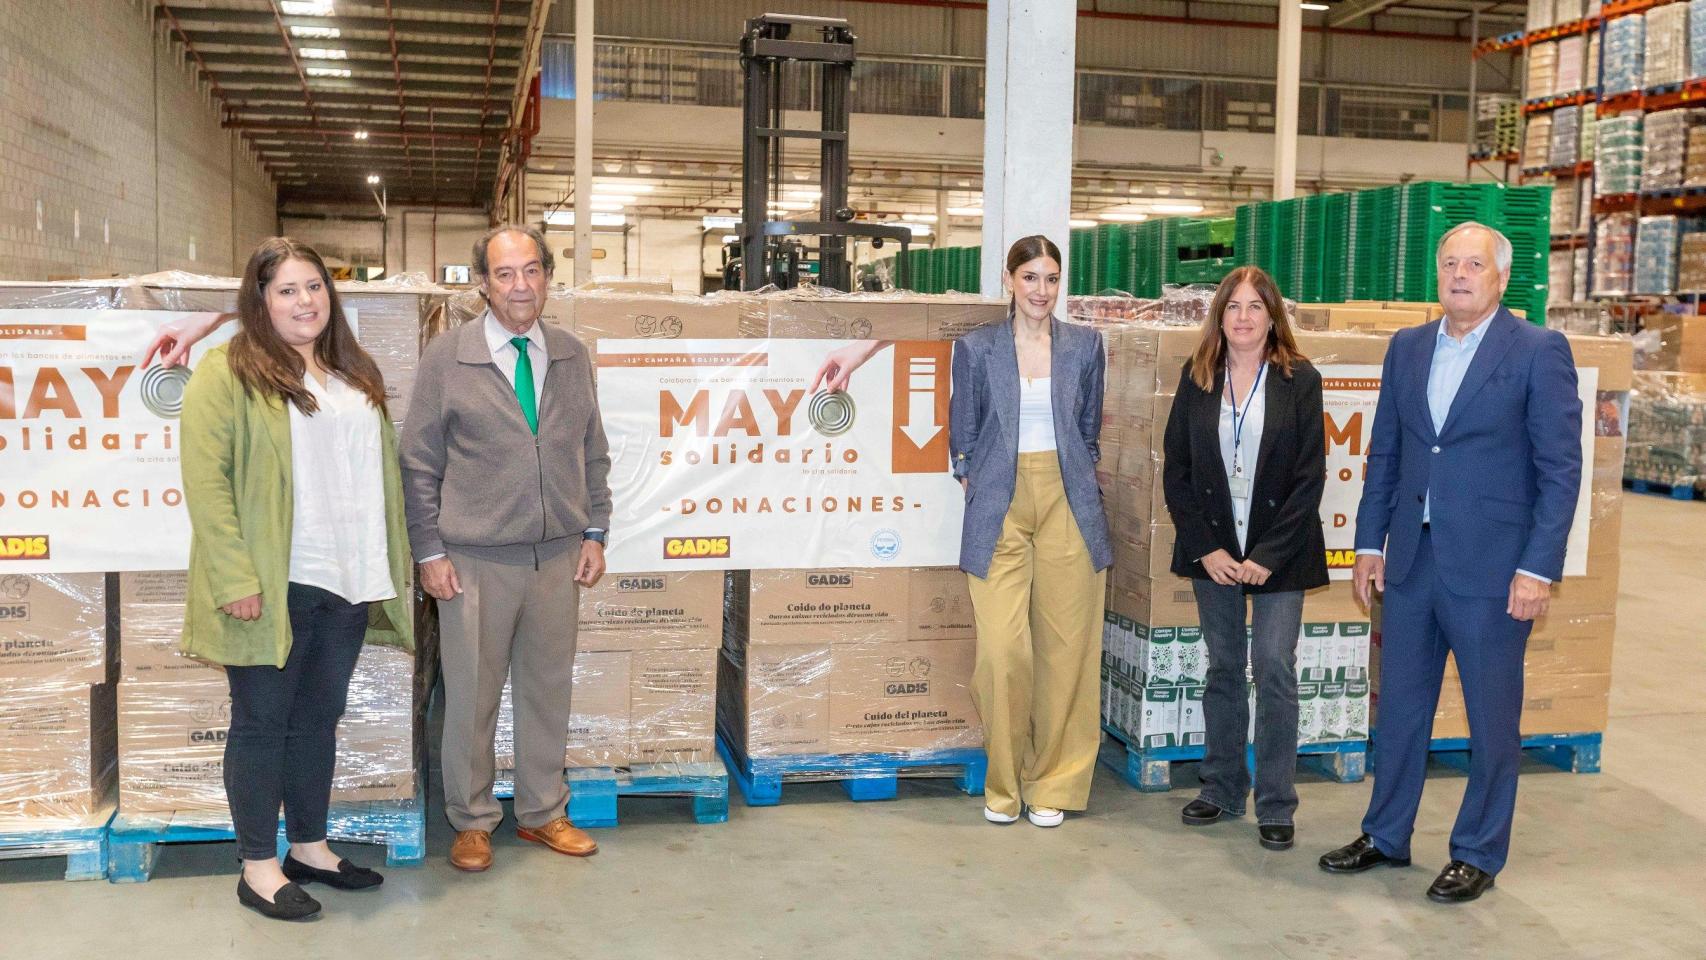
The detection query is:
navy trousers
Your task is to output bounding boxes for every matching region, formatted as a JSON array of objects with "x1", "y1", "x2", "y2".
[{"x1": 1362, "y1": 528, "x2": 1532, "y2": 875}]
